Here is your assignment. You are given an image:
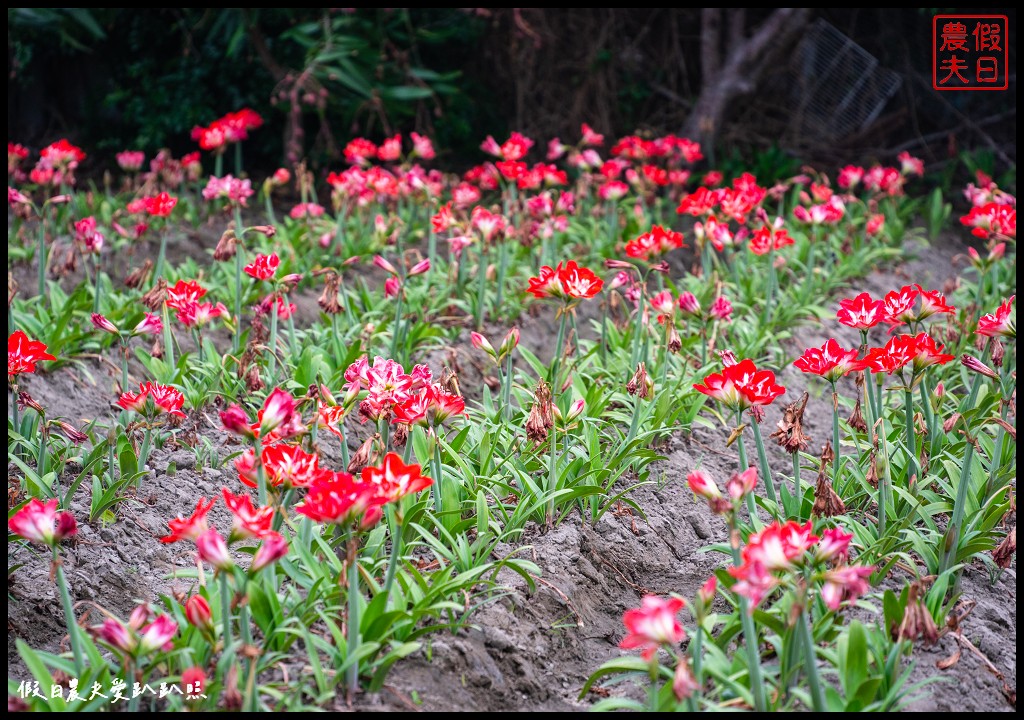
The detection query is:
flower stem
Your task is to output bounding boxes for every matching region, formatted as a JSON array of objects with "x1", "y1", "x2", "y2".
[
  {"x1": 219, "y1": 571, "x2": 232, "y2": 649},
  {"x1": 547, "y1": 423, "x2": 558, "y2": 526},
  {"x1": 390, "y1": 288, "x2": 404, "y2": 360},
  {"x1": 730, "y1": 540, "x2": 767, "y2": 712},
  {"x1": 234, "y1": 142, "x2": 243, "y2": 177},
  {"x1": 735, "y1": 417, "x2": 758, "y2": 523},
  {"x1": 254, "y1": 436, "x2": 267, "y2": 506},
  {"x1": 161, "y1": 304, "x2": 175, "y2": 368},
  {"x1": 92, "y1": 257, "x2": 102, "y2": 314},
  {"x1": 792, "y1": 451, "x2": 802, "y2": 520},
  {"x1": 797, "y1": 603, "x2": 826, "y2": 711},
  {"x1": 120, "y1": 341, "x2": 130, "y2": 393},
  {"x1": 751, "y1": 418, "x2": 778, "y2": 509},
  {"x1": 431, "y1": 435, "x2": 443, "y2": 516},
  {"x1": 267, "y1": 295, "x2": 279, "y2": 380},
  {"x1": 502, "y1": 352, "x2": 514, "y2": 422},
  {"x1": 138, "y1": 425, "x2": 153, "y2": 473},
  {"x1": 153, "y1": 234, "x2": 168, "y2": 288},
  {"x1": 550, "y1": 310, "x2": 568, "y2": 388},
  {"x1": 904, "y1": 386, "x2": 919, "y2": 482},
  {"x1": 346, "y1": 538, "x2": 361, "y2": 700},
  {"x1": 381, "y1": 504, "x2": 402, "y2": 607},
  {"x1": 831, "y1": 384, "x2": 842, "y2": 487},
  {"x1": 233, "y1": 249, "x2": 243, "y2": 355},
  {"x1": 54, "y1": 554, "x2": 84, "y2": 674},
  {"x1": 37, "y1": 217, "x2": 47, "y2": 300},
  {"x1": 474, "y1": 246, "x2": 488, "y2": 331}
]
